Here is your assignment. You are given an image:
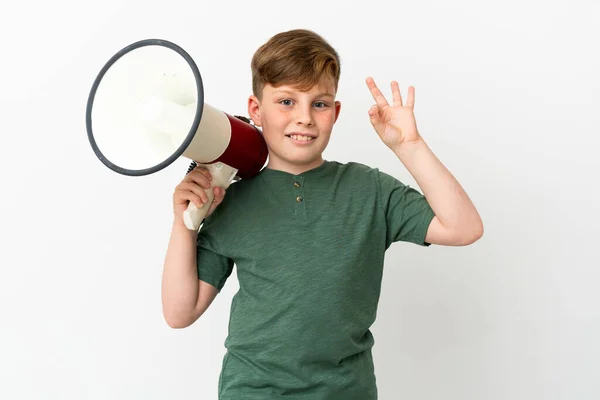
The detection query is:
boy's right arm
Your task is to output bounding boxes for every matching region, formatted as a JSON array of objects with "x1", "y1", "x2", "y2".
[{"x1": 161, "y1": 166, "x2": 226, "y2": 329}]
